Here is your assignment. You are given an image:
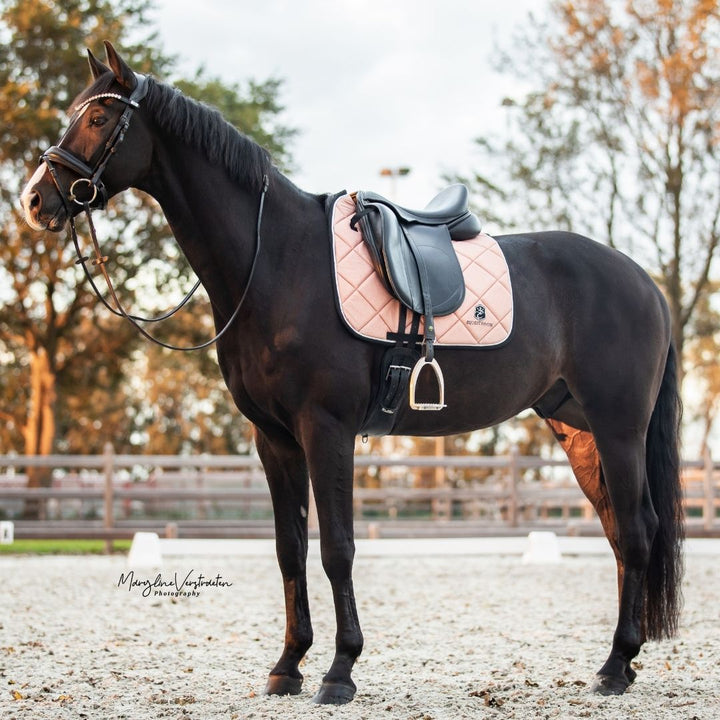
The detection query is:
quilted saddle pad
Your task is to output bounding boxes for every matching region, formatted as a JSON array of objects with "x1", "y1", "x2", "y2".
[{"x1": 331, "y1": 193, "x2": 513, "y2": 347}]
